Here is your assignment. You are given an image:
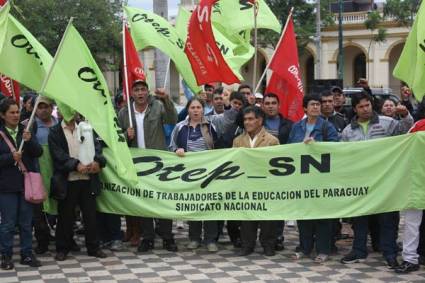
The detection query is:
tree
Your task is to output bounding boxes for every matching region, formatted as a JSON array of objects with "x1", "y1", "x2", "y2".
[
  {"x1": 259, "y1": 0, "x2": 334, "y2": 55},
  {"x1": 364, "y1": 10, "x2": 387, "y2": 81},
  {"x1": 11, "y1": 0, "x2": 123, "y2": 69},
  {"x1": 384, "y1": 0, "x2": 421, "y2": 28}
]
